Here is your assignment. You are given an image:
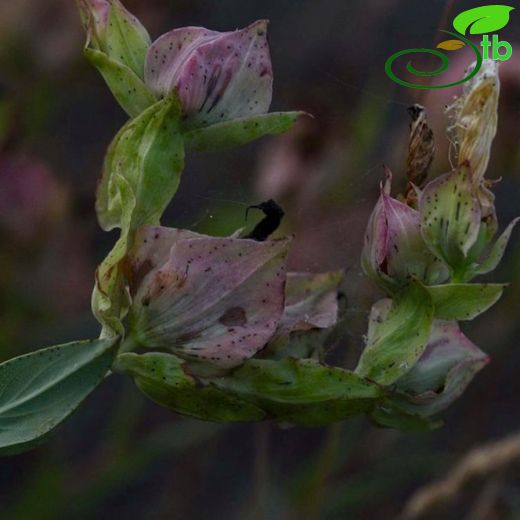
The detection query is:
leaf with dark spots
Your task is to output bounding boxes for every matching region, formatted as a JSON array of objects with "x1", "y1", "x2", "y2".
[
  {"x1": 425, "y1": 283, "x2": 505, "y2": 320},
  {"x1": 84, "y1": 49, "x2": 157, "y2": 118},
  {"x1": 419, "y1": 164, "x2": 481, "y2": 276},
  {"x1": 128, "y1": 225, "x2": 291, "y2": 368},
  {"x1": 145, "y1": 20, "x2": 273, "y2": 129},
  {"x1": 184, "y1": 111, "x2": 306, "y2": 152},
  {"x1": 95, "y1": 93, "x2": 184, "y2": 233},
  {"x1": 355, "y1": 281, "x2": 434, "y2": 385},
  {"x1": 215, "y1": 358, "x2": 383, "y2": 425},
  {"x1": 116, "y1": 352, "x2": 265, "y2": 422},
  {"x1": 362, "y1": 171, "x2": 449, "y2": 293}
]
